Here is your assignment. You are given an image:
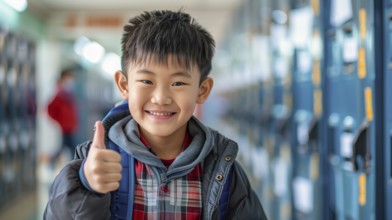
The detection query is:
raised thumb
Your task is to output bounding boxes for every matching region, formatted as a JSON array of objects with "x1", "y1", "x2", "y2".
[{"x1": 92, "y1": 121, "x2": 106, "y2": 149}]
